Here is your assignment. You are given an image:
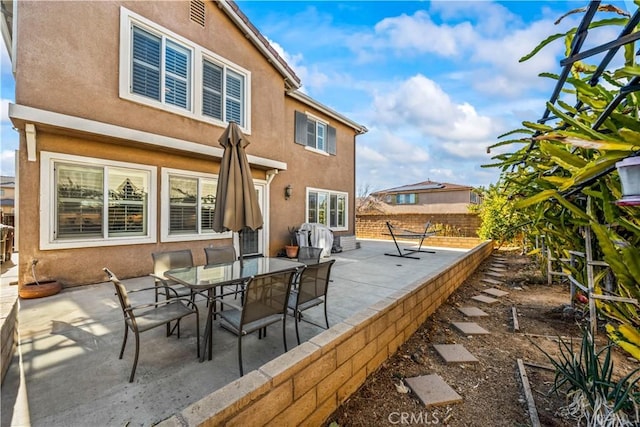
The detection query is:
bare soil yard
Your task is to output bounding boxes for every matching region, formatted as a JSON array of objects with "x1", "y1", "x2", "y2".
[{"x1": 325, "y1": 250, "x2": 638, "y2": 426}]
